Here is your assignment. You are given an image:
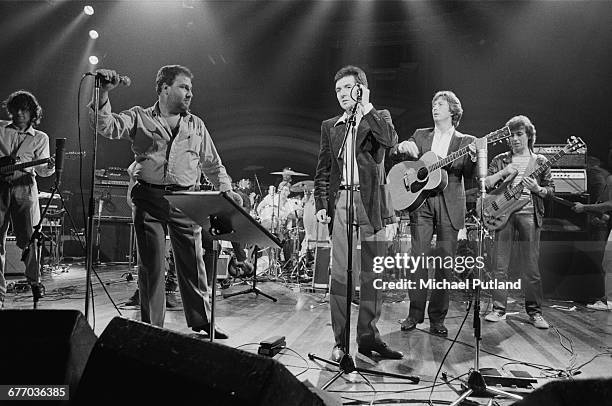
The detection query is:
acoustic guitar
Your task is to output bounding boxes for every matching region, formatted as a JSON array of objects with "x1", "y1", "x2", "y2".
[{"x1": 388, "y1": 126, "x2": 511, "y2": 211}]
